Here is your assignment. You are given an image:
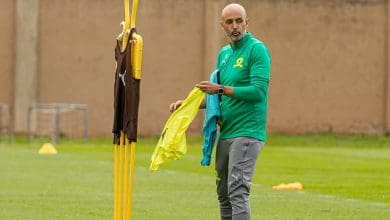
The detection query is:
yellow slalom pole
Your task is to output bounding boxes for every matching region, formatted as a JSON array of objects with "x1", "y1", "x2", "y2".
[
  {"x1": 123, "y1": 137, "x2": 130, "y2": 219},
  {"x1": 125, "y1": 0, "x2": 142, "y2": 220},
  {"x1": 118, "y1": 131, "x2": 126, "y2": 220},
  {"x1": 130, "y1": 0, "x2": 138, "y2": 29},
  {"x1": 128, "y1": 0, "x2": 143, "y2": 218},
  {"x1": 121, "y1": 0, "x2": 131, "y2": 52},
  {"x1": 114, "y1": 143, "x2": 119, "y2": 220},
  {"x1": 125, "y1": 142, "x2": 136, "y2": 220},
  {"x1": 115, "y1": 1, "x2": 130, "y2": 219},
  {"x1": 124, "y1": 0, "x2": 130, "y2": 30}
]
